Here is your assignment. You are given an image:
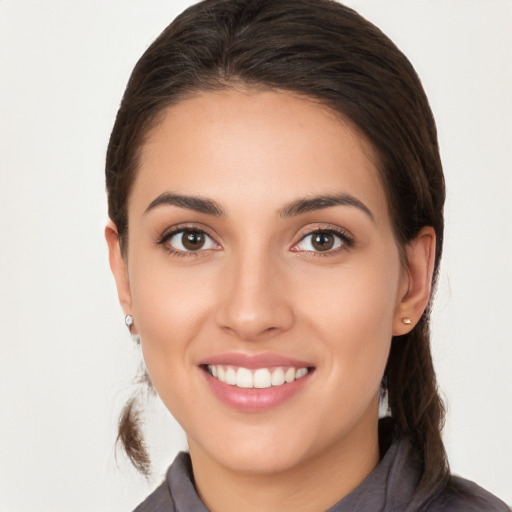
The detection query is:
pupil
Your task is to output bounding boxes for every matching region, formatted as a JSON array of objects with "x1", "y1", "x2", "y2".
[
  {"x1": 182, "y1": 231, "x2": 205, "y2": 250},
  {"x1": 312, "y1": 233, "x2": 334, "y2": 251}
]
